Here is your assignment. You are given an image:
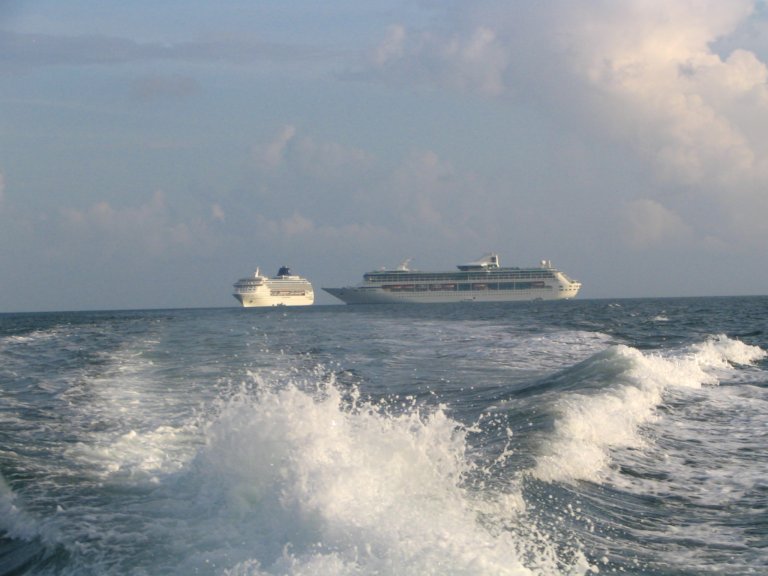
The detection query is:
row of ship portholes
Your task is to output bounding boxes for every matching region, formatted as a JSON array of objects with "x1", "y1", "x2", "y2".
[{"x1": 382, "y1": 281, "x2": 548, "y2": 293}]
